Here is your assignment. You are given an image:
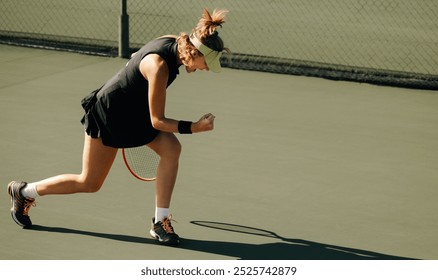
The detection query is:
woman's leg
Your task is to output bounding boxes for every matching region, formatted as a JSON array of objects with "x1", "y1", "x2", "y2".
[
  {"x1": 8, "y1": 133, "x2": 117, "y2": 227},
  {"x1": 147, "y1": 132, "x2": 181, "y2": 209},
  {"x1": 147, "y1": 132, "x2": 181, "y2": 245},
  {"x1": 35, "y1": 133, "x2": 118, "y2": 195}
]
